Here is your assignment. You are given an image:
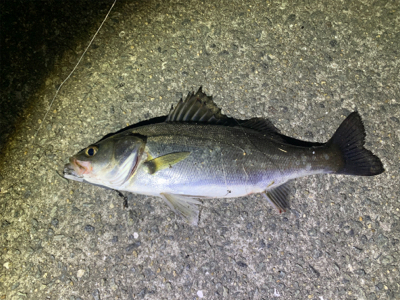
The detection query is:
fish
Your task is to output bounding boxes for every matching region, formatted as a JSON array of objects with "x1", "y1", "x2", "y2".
[{"x1": 64, "y1": 87, "x2": 384, "y2": 225}]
